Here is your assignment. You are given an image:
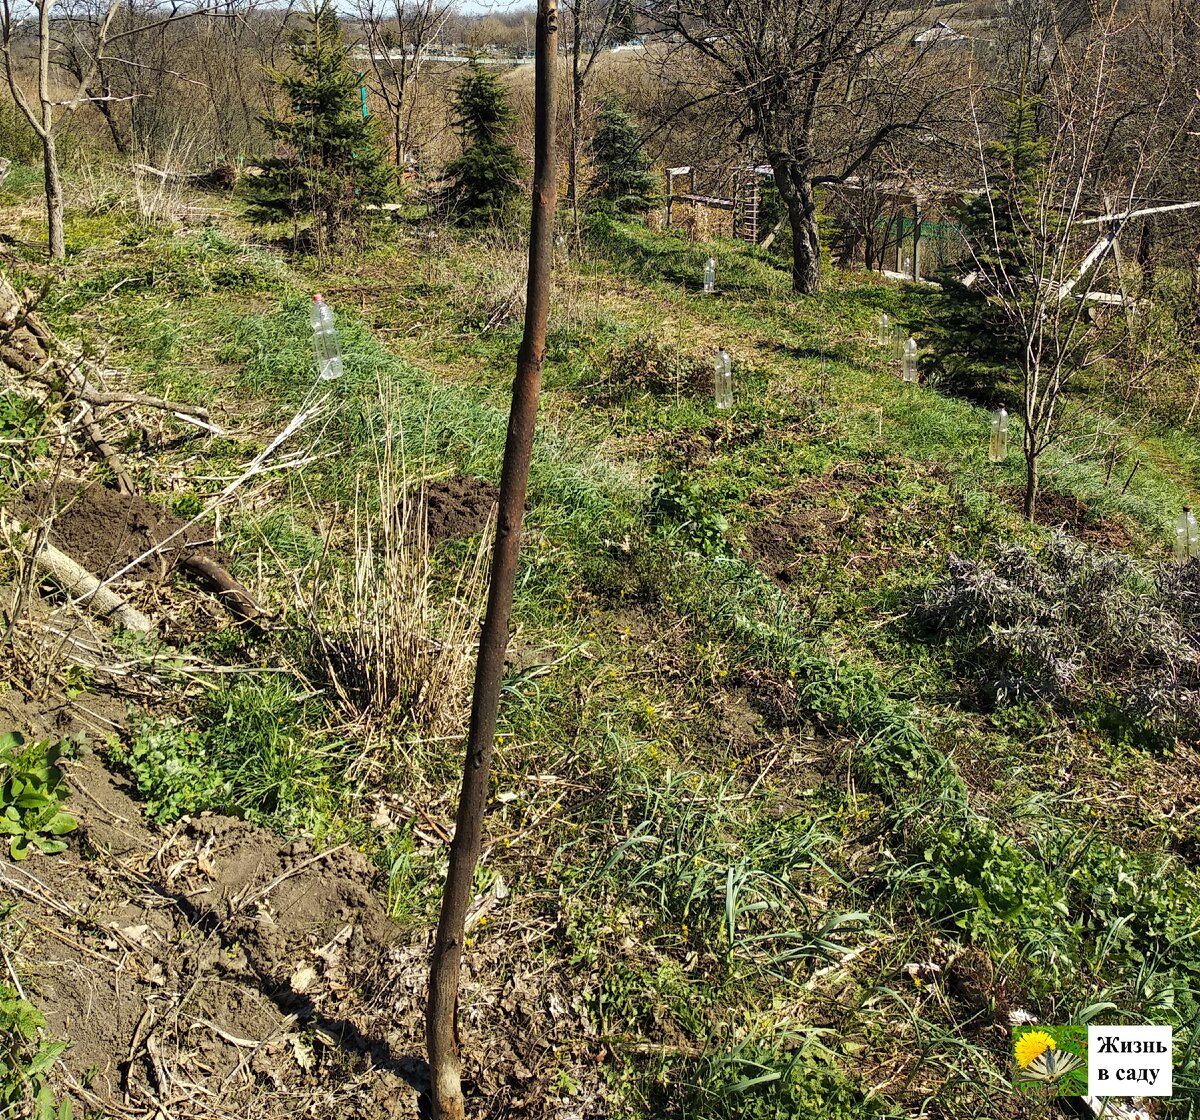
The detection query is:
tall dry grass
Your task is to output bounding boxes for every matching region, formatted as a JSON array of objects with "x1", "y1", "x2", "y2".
[{"x1": 304, "y1": 397, "x2": 491, "y2": 753}]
